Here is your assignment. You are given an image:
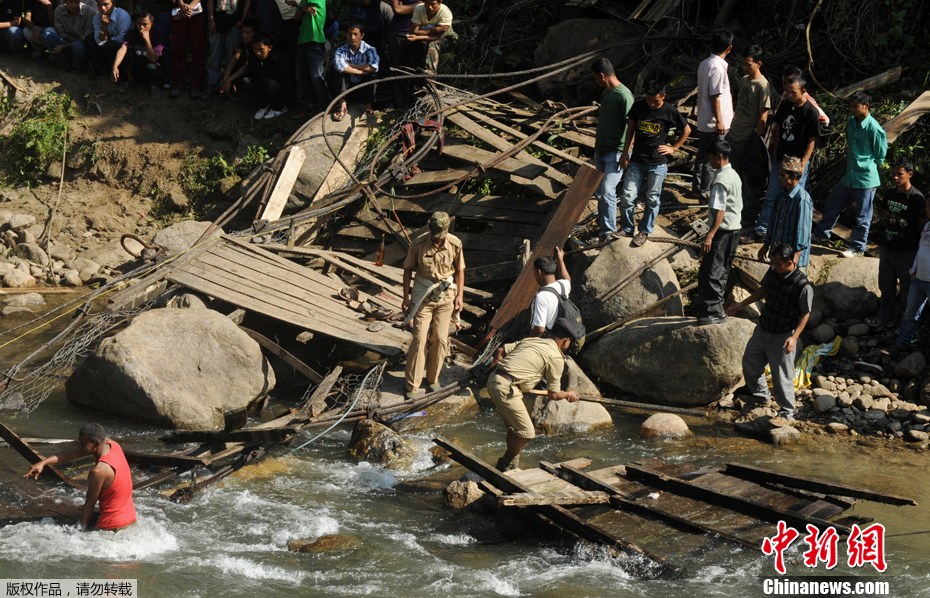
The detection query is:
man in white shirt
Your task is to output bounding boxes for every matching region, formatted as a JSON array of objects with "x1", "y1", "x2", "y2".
[
  {"x1": 693, "y1": 29, "x2": 734, "y2": 200},
  {"x1": 528, "y1": 247, "x2": 571, "y2": 337}
]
